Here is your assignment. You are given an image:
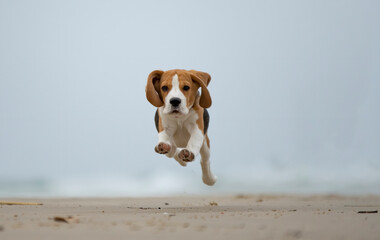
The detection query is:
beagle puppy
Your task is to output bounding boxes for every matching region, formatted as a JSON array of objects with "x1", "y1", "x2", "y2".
[{"x1": 146, "y1": 69, "x2": 217, "y2": 186}]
